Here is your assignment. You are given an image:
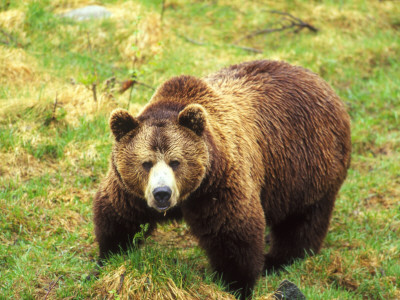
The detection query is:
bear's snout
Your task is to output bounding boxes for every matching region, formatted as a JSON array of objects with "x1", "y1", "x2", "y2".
[
  {"x1": 145, "y1": 160, "x2": 179, "y2": 212},
  {"x1": 153, "y1": 186, "x2": 172, "y2": 210}
]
